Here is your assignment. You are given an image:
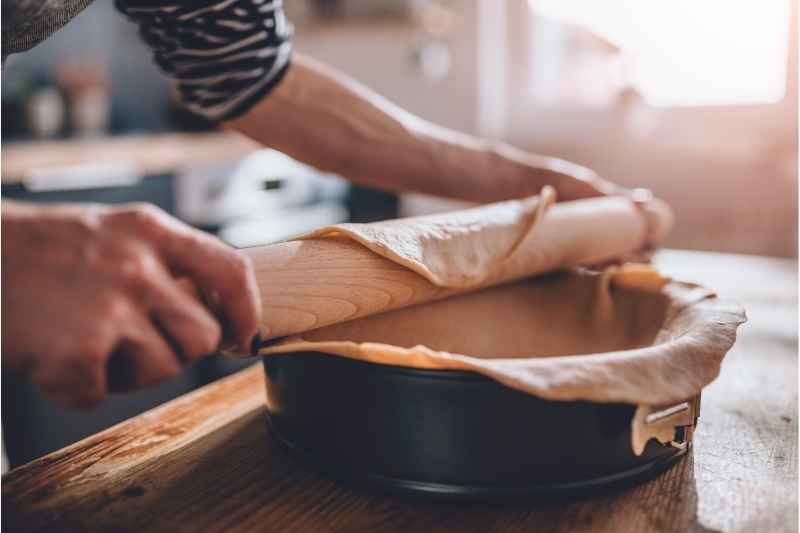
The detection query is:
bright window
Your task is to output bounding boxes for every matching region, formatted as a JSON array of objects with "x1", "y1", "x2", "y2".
[{"x1": 529, "y1": 0, "x2": 791, "y2": 106}]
